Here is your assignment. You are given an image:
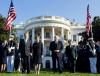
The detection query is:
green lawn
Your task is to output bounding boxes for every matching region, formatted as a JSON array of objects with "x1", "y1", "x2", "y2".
[{"x1": 0, "y1": 71, "x2": 100, "y2": 76}]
